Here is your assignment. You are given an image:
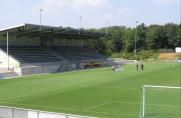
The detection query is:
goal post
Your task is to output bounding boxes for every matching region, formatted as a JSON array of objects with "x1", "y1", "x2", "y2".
[{"x1": 140, "y1": 85, "x2": 181, "y2": 118}]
